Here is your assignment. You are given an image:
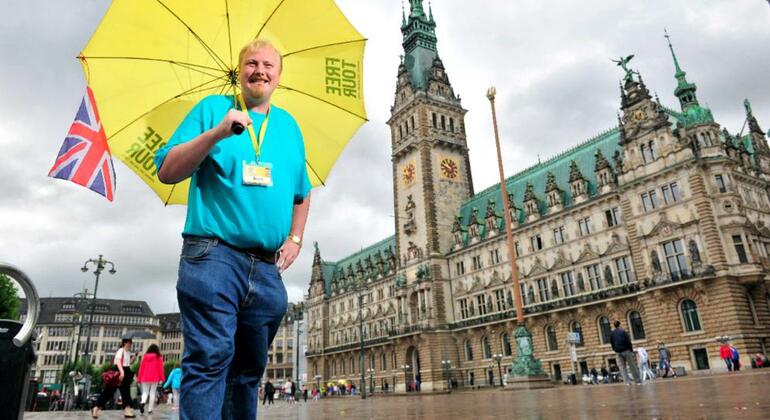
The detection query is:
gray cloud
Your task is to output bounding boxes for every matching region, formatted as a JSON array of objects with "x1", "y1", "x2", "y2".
[{"x1": 1, "y1": 0, "x2": 768, "y2": 314}]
